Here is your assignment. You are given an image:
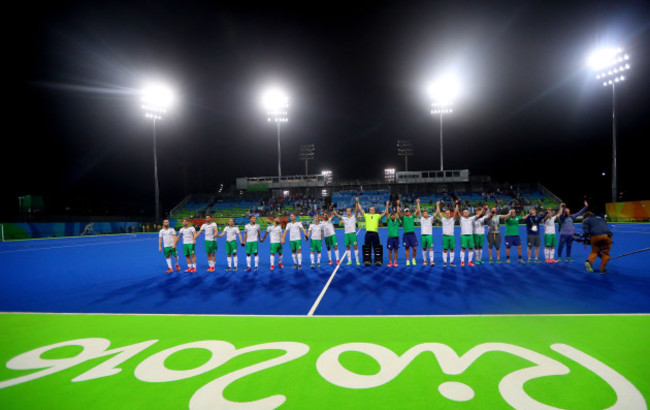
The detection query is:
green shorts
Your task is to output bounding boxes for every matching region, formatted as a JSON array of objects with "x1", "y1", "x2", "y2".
[
  {"x1": 163, "y1": 246, "x2": 177, "y2": 258},
  {"x1": 290, "y1": 240, "x2": 302, "y2": 252},
  {"x1": 421, "y1": 234, "x2": 433, "y2": 249},
  {"x1": 246, "y1": 241, "x2": 259, "y2": 255},
  {"x1": 225, "y1": 240, "x2": 237, "y2": 255},
  {"x1": 461, "y1": 235, "x2": 475, "y2": 249},
  {"x1": 443, "y1": 235, "x2": 455, "y2": 250},
  {"x1": 205, "y1": 240, "x2": 217, "y2": 254},
  {"x1": 310, "y1": 239, "x2": 322, "y2": 253},
  {"x1": 270, "y1": 243, "x2": 283, "y2": 254},
  {"x1": 545, "y1": 234, "x2": 558, "y2": 247},
  {"x1": 473, "y1": 234, "x2": 485, "y2": 248},
  {"x1": 325, "y1": 235, "x2": 338, "y2": 249},
  {"x1": 183, "y1": 243, "x2": 195, "y2": 256},
  {"x1": 344, "y1": 232, "x2": 357, "y2": 247}
]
